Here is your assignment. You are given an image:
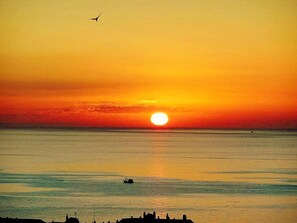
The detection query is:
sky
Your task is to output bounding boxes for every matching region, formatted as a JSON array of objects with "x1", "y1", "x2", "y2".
[{"x1": 0, "y1": 0, "x2": 296, "y2": 129}]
